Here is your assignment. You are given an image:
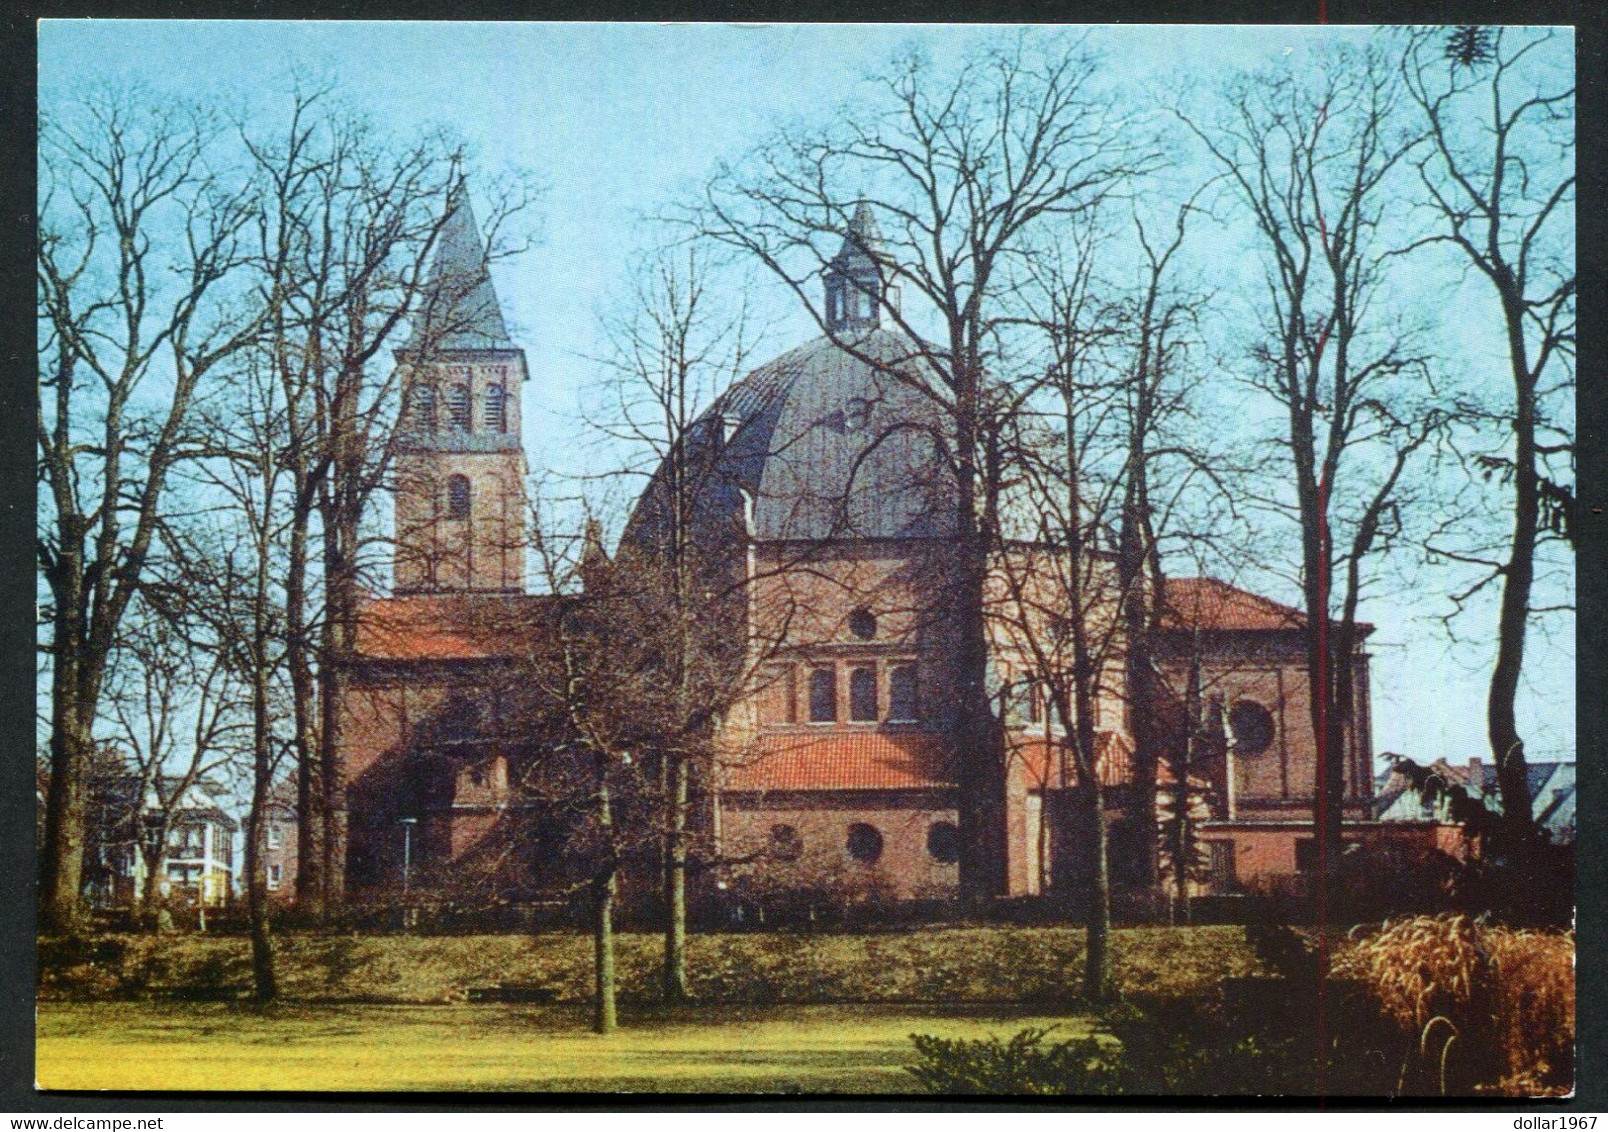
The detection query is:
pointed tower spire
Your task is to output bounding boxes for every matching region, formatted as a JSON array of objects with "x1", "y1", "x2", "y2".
[
  {"x1": 836, "y1": 201, "x2": 884, "y2": 263},
  {"x1": 823, "y1": 200, "x2": 898, "y2": 334},
  {"x1": 392, "y1": 187, "x2": 530, "y2": 596},
  {"x1": 410, "y1": 193, "x2": 516, "y2": 353}
]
